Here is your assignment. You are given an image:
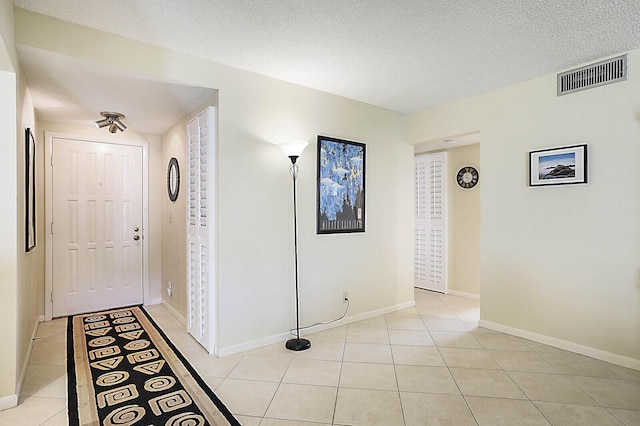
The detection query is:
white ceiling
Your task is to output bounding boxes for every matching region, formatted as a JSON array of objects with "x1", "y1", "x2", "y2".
[
  {"x1": 16, "y1": 45, "x2": 216, "y2": 134},
  {"x1": 12, "y1": 0, "x2": 640, "y2": 135}
]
